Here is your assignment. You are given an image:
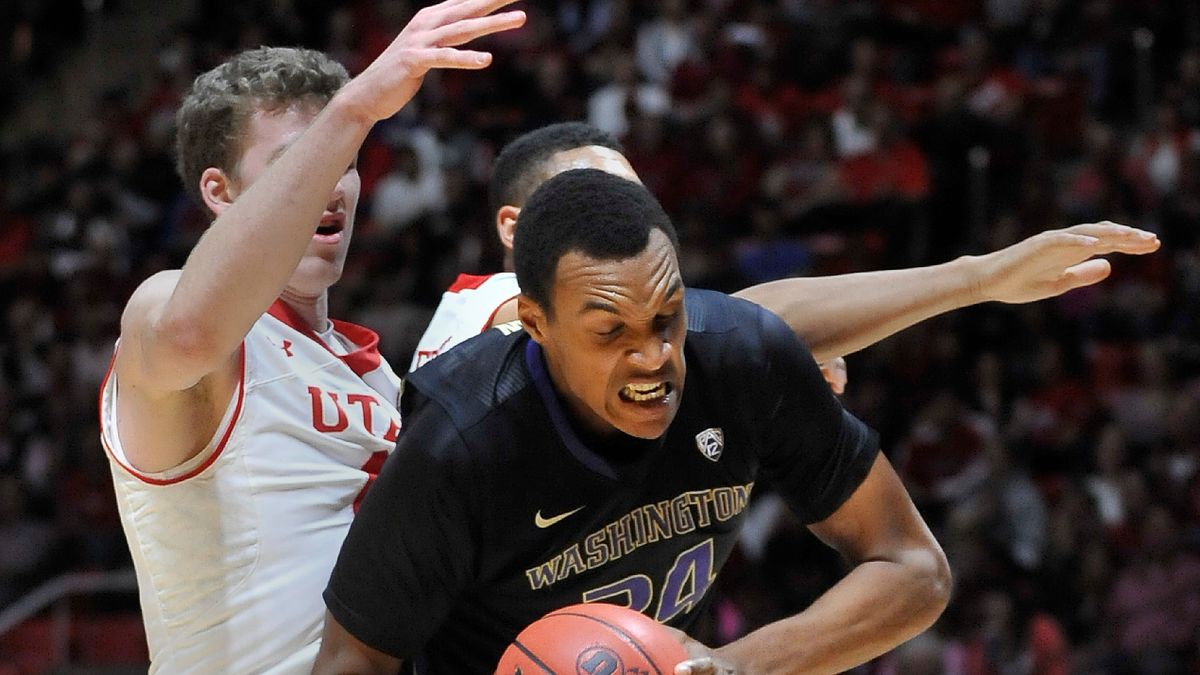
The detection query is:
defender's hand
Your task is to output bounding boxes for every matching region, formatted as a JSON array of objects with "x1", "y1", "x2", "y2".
[
  {"x1": 819, "y1": 357, "x2": 848, "y2": 394},
  {"x1": 972, "y1": 221, "x2": 1160, "y2": 305},
  {"x1": 338, "y1": 0, "x2": 526, "y2": 123}
]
